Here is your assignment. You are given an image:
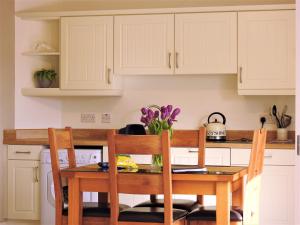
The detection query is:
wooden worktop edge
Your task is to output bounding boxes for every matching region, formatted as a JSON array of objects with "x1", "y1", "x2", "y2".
[{"x1": 3, "y1": 129, "x2": 295, "y2": 149}]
